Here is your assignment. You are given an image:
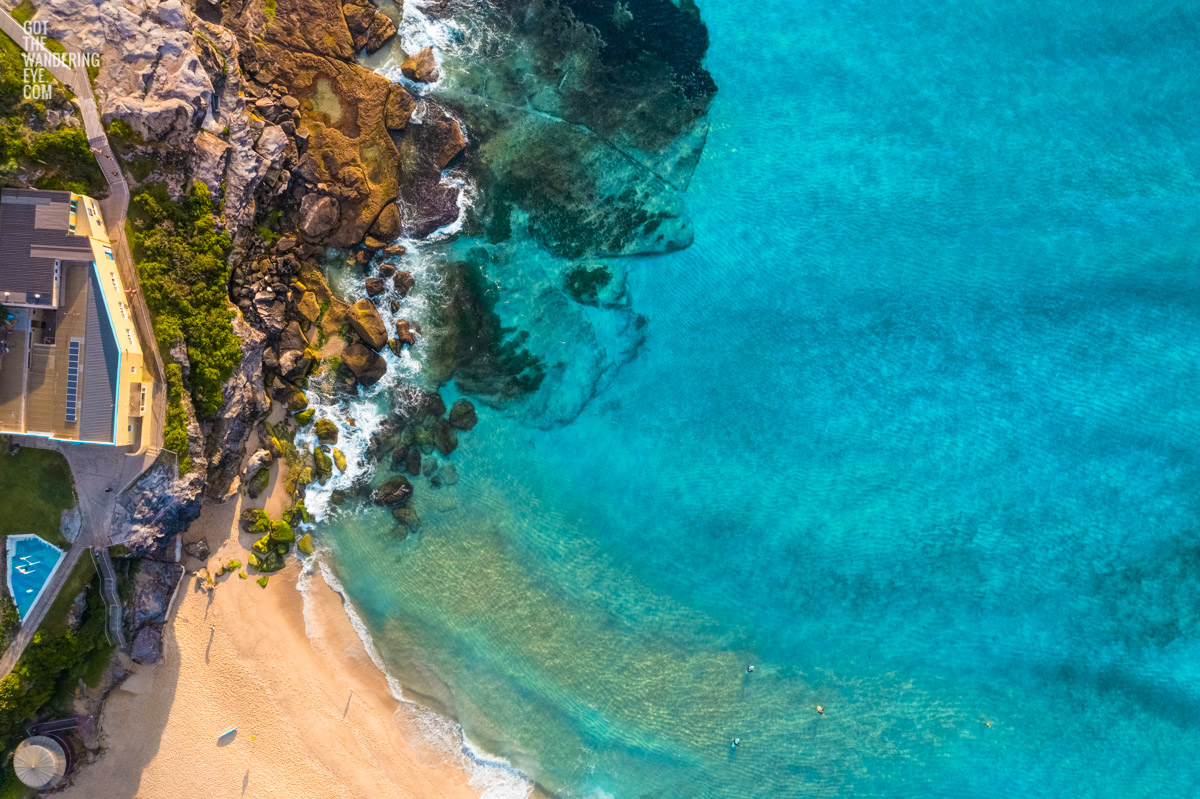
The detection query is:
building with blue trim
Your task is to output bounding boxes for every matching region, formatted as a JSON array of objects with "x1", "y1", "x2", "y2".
[{"x1": 0, "y1": 189, "x2": 151, "y2": 446}]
